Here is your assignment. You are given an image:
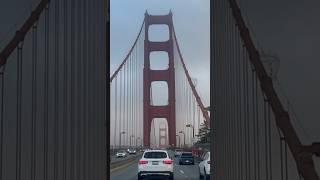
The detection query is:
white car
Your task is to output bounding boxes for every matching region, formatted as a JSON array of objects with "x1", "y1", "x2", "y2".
[
  {"x1": 116, "y1": 150, "x2": 127, "y2": 158},
  {"x1": 199, "y1": 151, "x2": 210, "y2": 180},
  {"x1": 138, "y1": 150, "x2": 174, "y2": 180}
]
